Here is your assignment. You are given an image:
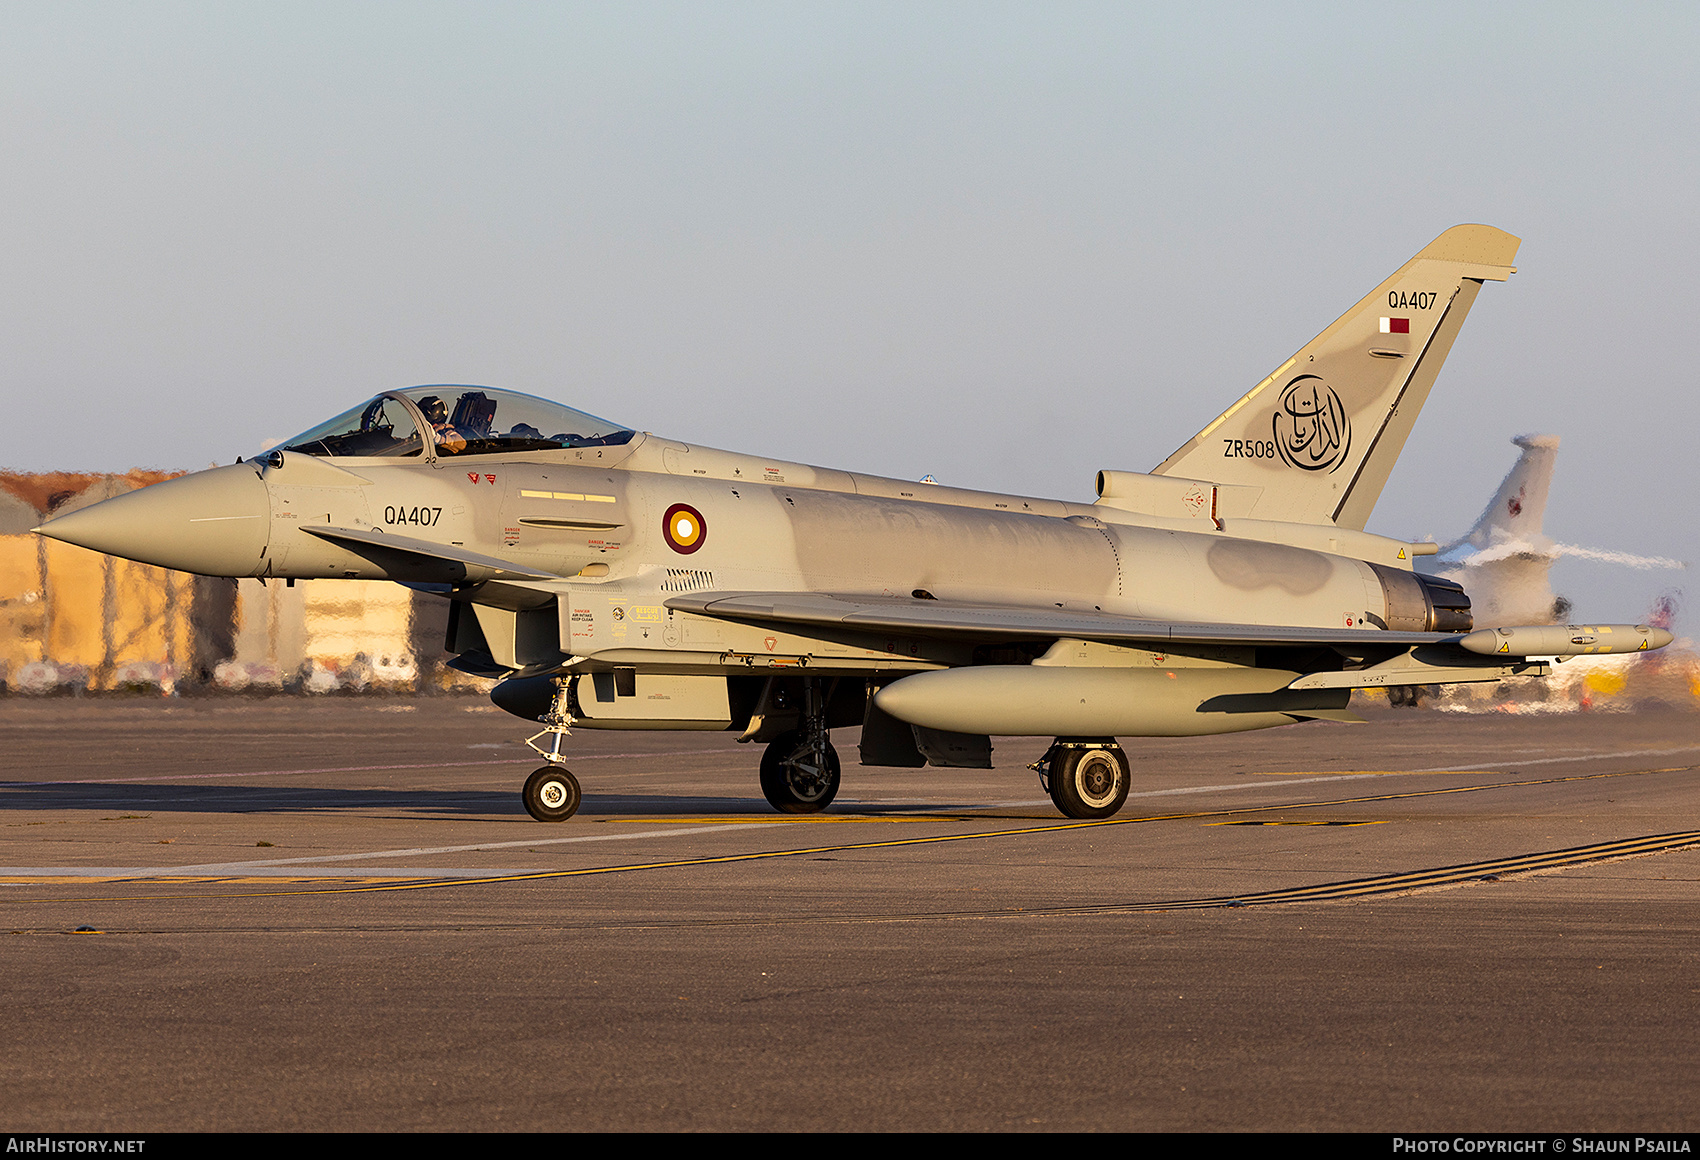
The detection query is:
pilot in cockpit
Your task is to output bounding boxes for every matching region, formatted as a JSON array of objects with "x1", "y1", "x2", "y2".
[{"x1": 417, "y1": 395, "x2": 467, "y2": 455}]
